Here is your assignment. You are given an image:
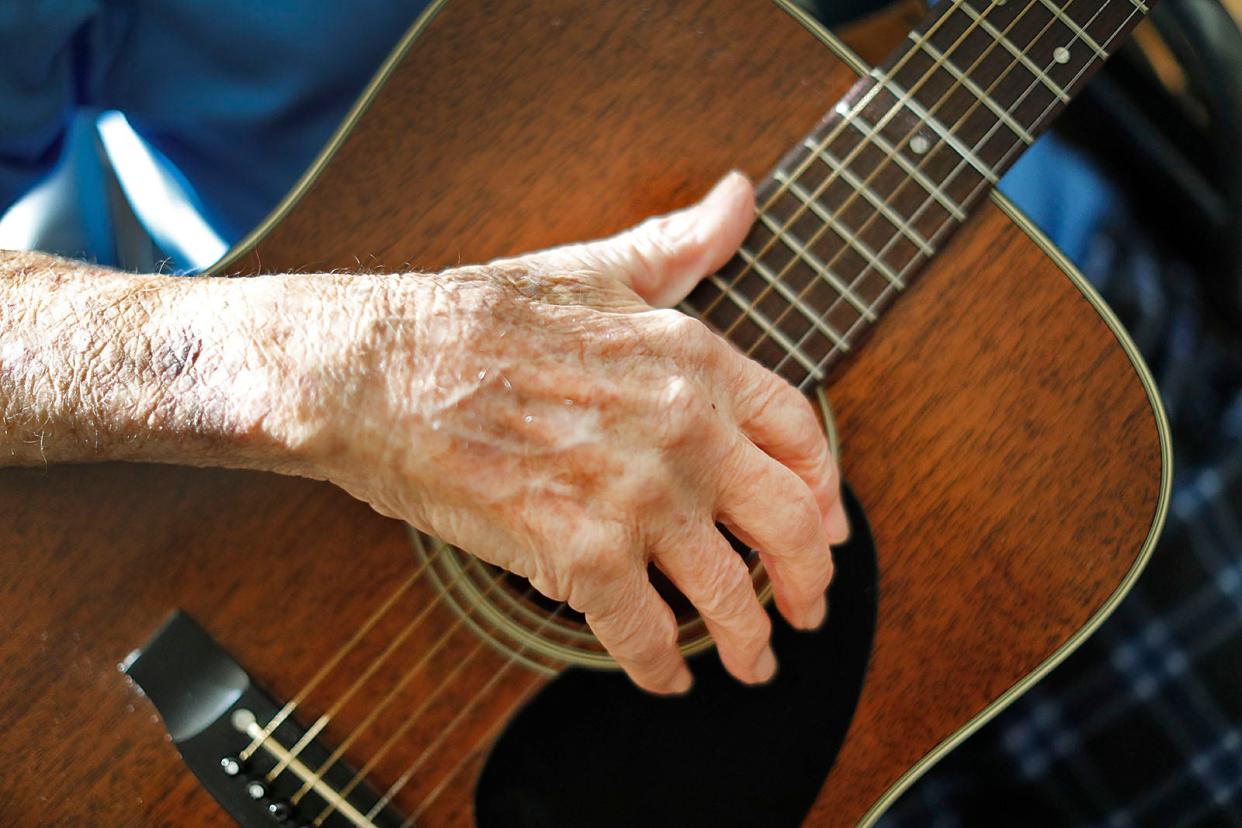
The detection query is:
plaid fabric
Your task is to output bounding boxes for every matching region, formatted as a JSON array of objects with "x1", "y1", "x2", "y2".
[{"x1": 878, "y1": 136, "x2": 1242, "y2": 827}]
